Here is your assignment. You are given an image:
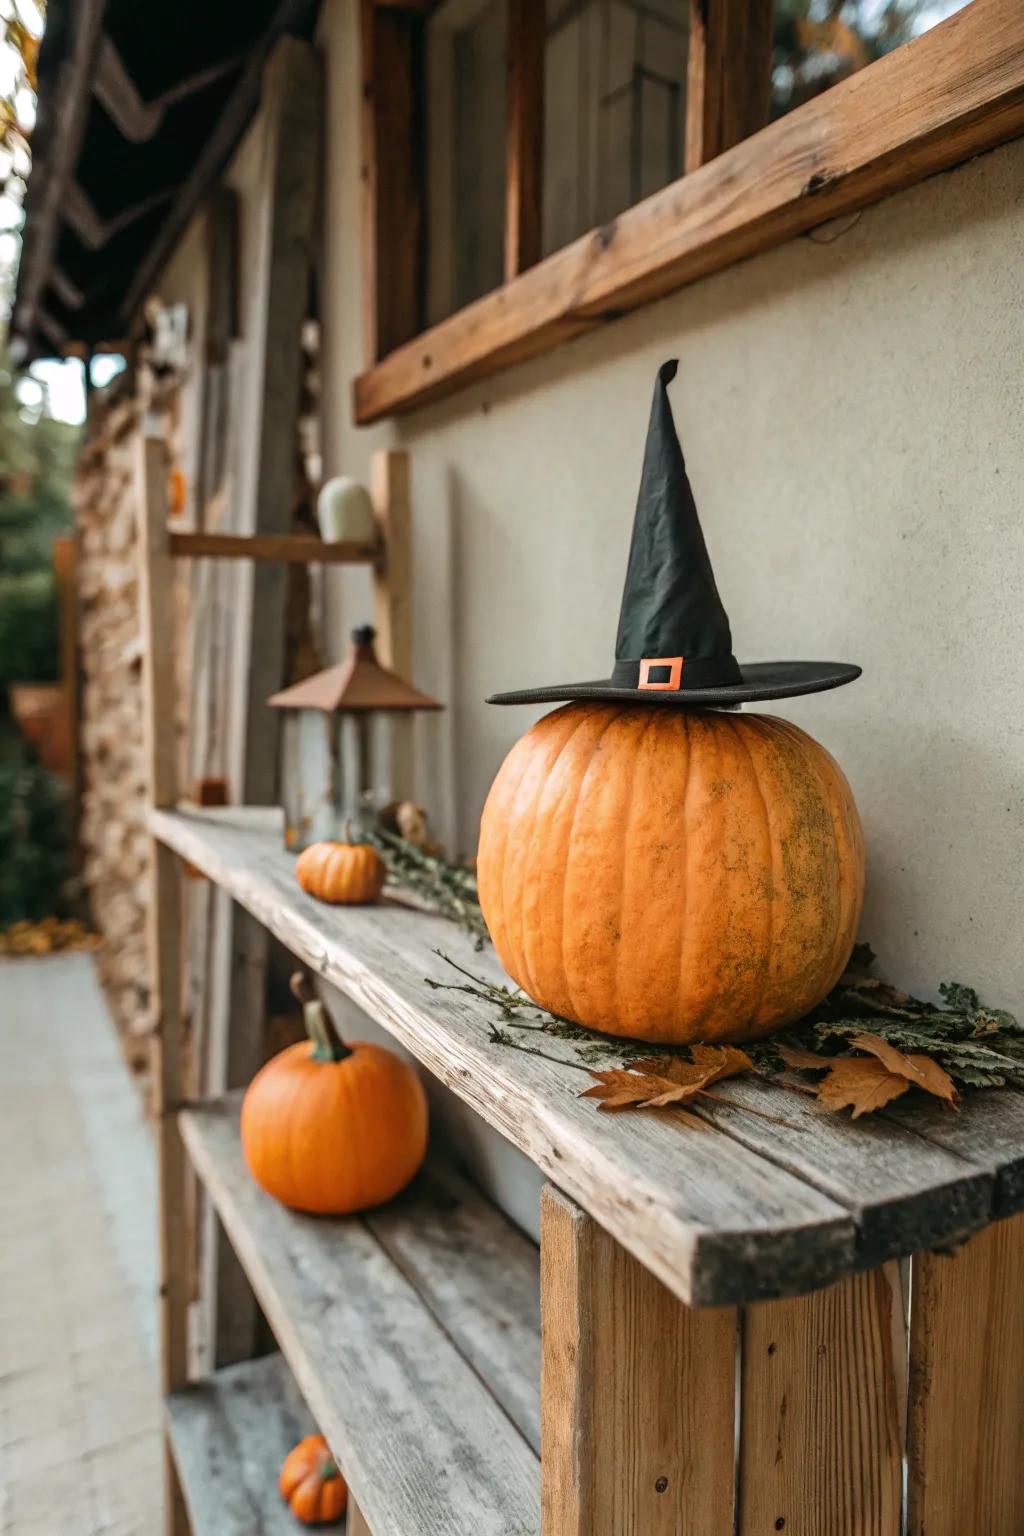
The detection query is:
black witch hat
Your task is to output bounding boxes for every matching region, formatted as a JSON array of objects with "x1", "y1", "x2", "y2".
[{"x1": 488, "y1": 360, "x2": 860, "y2": 707}]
